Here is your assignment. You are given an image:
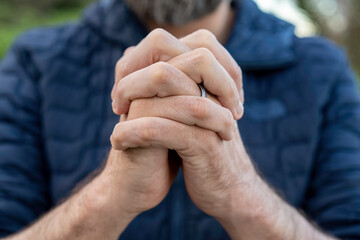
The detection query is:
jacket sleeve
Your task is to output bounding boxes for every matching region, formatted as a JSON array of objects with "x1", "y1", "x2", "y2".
[
  {"x1": 0, "y1": 38, "x2": 51, "y2": 237},
  {"x1": 303, "y1": 53, "x2": 360, "y2": 239}
]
